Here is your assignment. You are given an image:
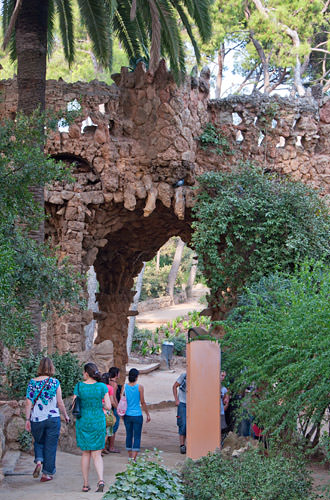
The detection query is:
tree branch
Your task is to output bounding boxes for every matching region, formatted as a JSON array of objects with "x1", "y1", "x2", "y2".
[{"x1": 3, "y1": 0, "x2": 23, "y2": 50}]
